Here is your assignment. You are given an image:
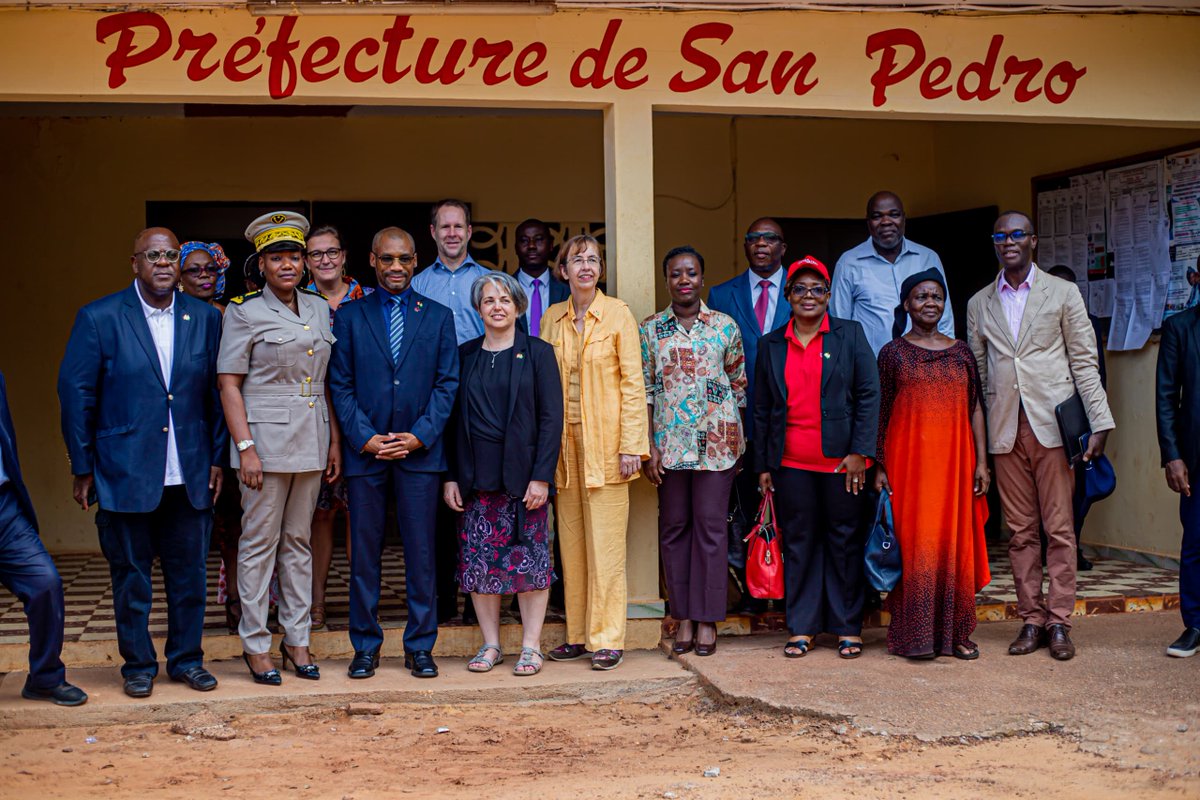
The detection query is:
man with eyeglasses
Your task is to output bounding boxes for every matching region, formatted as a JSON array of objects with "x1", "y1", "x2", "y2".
[
  {"x1": 707, "y1": 218, "x2": 793, "y2": 613},
  {"x1": 831, "y1": 191, "x2": 954, "y2": 356},
  {"x1": 329, "y1": 226, "x2": 459, "y2": 679},
  {"x1": 58, "y1": 227, "x2": 226, "y2": 697},
  {"x1": 967, "y1": 211, "x2": 1113, "y2": 662}
]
